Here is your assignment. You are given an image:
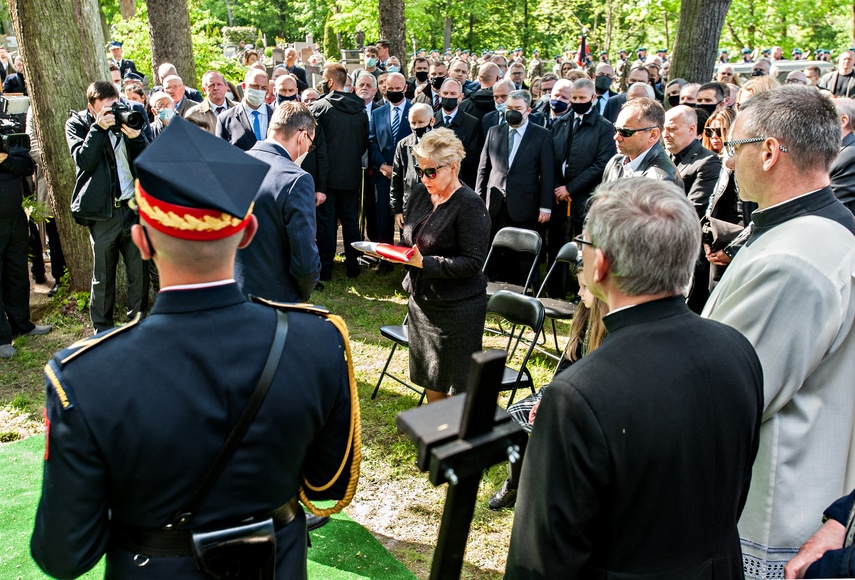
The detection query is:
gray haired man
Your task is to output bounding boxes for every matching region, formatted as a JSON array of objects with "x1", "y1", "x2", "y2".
[{"x1": 506, "y1": 178, "x2": 763, "y2": 579}]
